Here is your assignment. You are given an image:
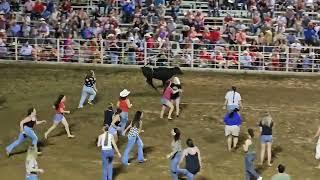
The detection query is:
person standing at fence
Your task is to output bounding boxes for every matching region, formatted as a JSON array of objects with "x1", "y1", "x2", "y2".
[
  {"x1": 117, "y1": 89, "x2": 132, "y2": 136},
  {"x1": 223, "y1": 108, "x2": 242, "y2": 151},
  {"x1": 121, "y1": 111, "x2": 146, "y2": 165},
  {"x1": 25, "y1": 146, "x2": 44, "y2": 180},
  {"x1": 311, "y1": 125, "x2": 320, "y2": 169},
  {"x1": 97, "y1": 126, "x2": 121, "y2": 180},
  {"x1": 78, "y1": 70, "x2": 98, "y2": 108},
  {"x1": 44, "y1": 95, "x2": 75, "y2": 139},
  {"x1": 160, "y1": 81, "x2": 174, "y2": 120},
  {"x1": 223, "y1": 86, "x2": 242, "y2": 112},
  {"x1": 243, "y1": 128, "x2": 263, "y2": 180},
  {"x1": 259, "y1": 112, "x2": 274, "y2": 166},
  {"x1": 6, "y1": 108, "x2": 46, "y2": 156},
  {"x1": 171, "y1": 77, "x2": 182, "y2": 117},
  {"x1": 167, "y1": 128, "x2": 182, "y2": 180},
  {"x1": 177, "y1": 138, "x2": 202, "y2": 180},
  {"x1": 126, "y1": 37, "x2": 137, "y2": 65}
]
